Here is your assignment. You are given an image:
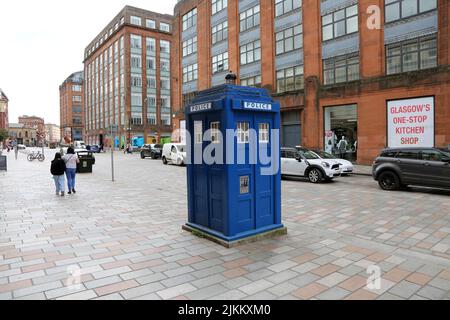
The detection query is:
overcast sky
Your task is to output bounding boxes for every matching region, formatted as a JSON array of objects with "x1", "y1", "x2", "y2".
[{"x1": 0, "y1": 0, "x2": 177, "y2": 125}]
